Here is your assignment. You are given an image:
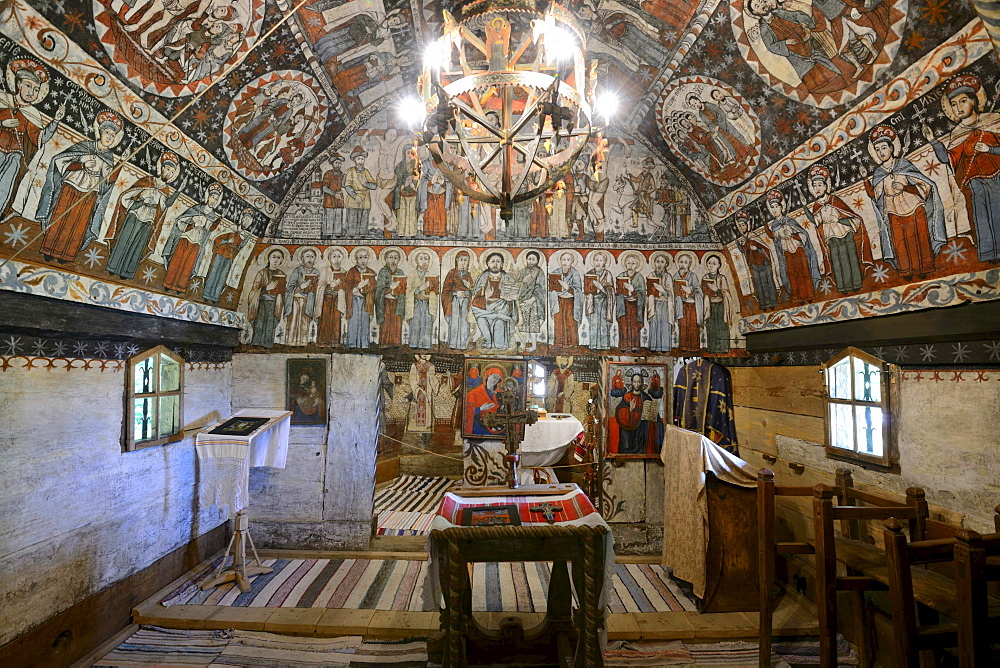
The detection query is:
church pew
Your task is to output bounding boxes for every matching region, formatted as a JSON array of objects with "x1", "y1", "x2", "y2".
[
  {"x1": 757, "y1": 468, "x2": 815, "y2": 668},
  {"x1": 813, "y1": 482, "x2": 929, "y2": 668},
  {"x1": 882, "y1": 511, "x2": 1000, "y2": 667}
]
